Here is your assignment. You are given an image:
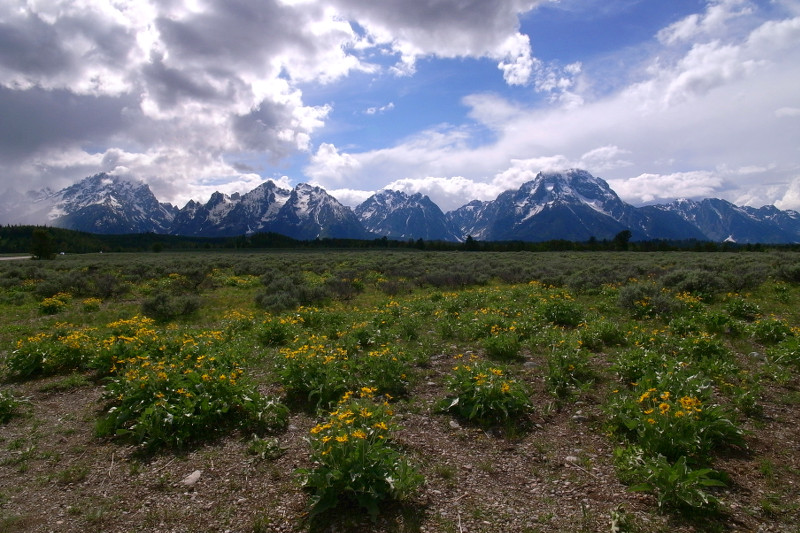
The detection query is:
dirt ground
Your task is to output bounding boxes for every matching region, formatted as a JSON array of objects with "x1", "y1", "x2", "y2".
[{"x1": 2, "y1": 349, "x2": 799, "y2": 533}]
